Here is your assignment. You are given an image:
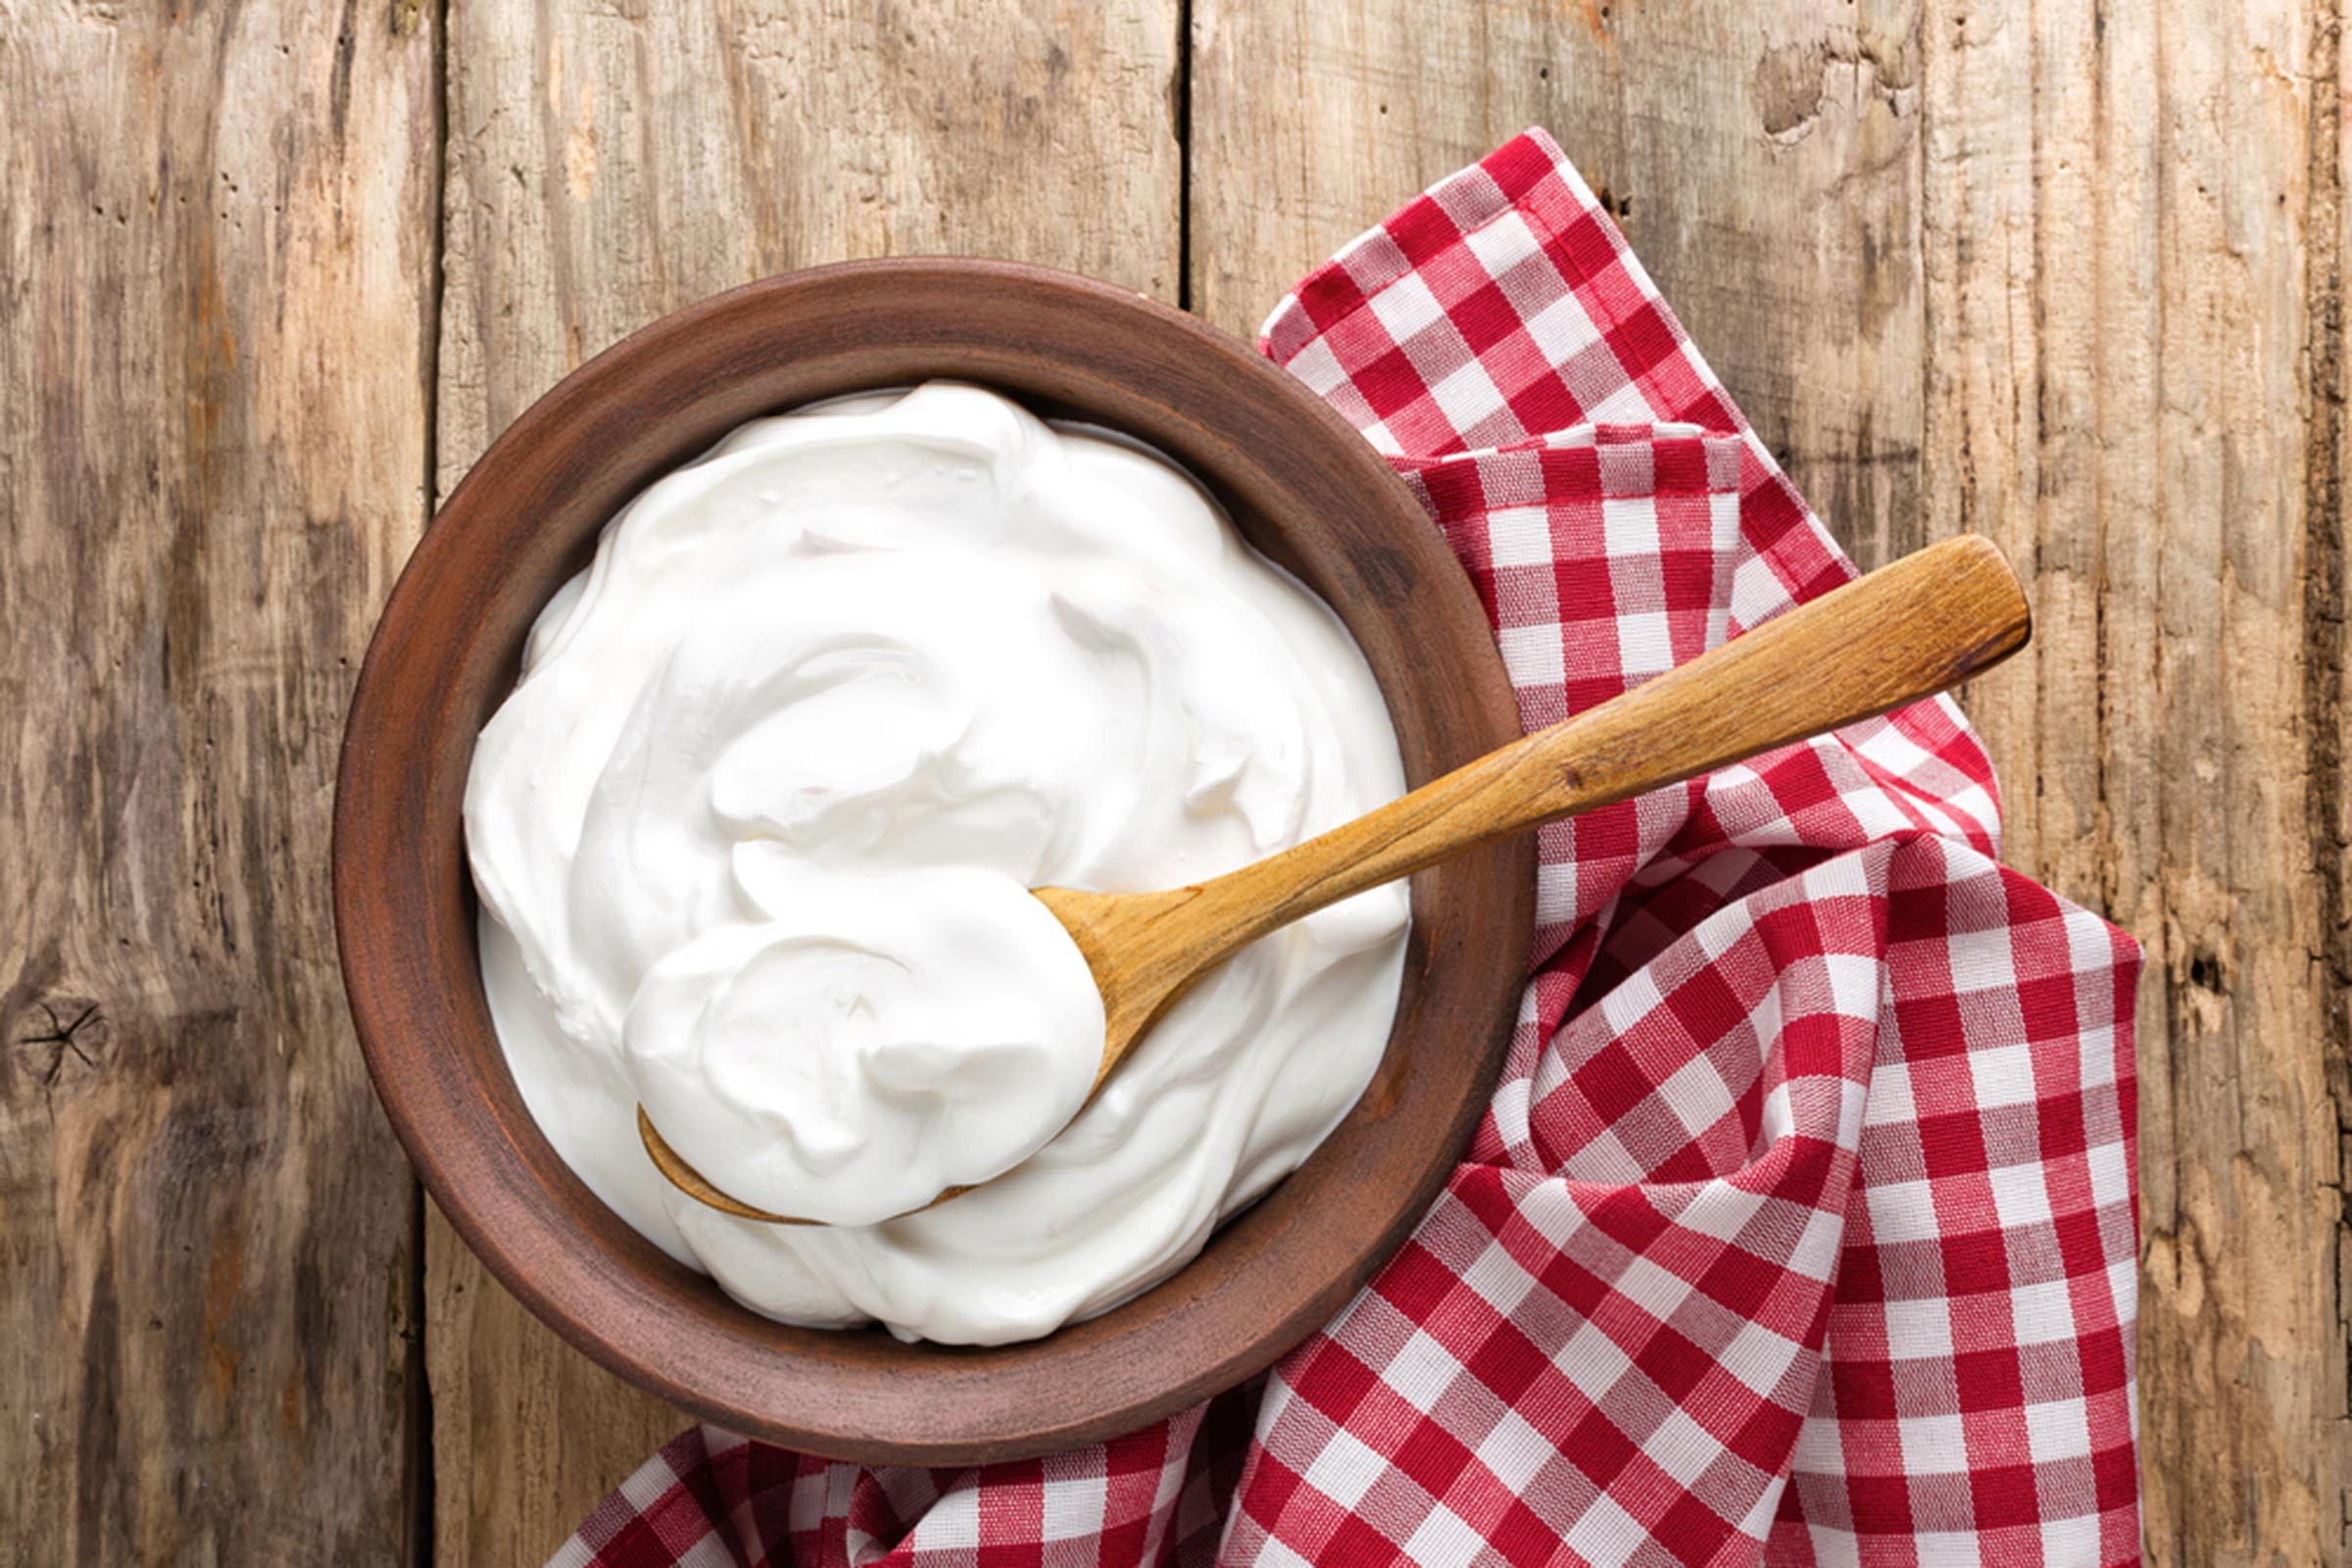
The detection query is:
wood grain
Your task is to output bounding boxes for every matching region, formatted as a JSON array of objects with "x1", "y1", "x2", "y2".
[
  {"x1": 1, "y1": 0, "x2": 2340, "y2": 1556},
  {"x1": 1921, "y1": 0, "x2": 2351, "y2": 1559},
  {"x1": 430, "y1": 3, "x2": 1182, "y2": 1558},
  {"x1": 1189, "y1": 0, "x2": 1927, "y2": 567},
  {"x1": 0, "y1": 3, "x2": 438, "y2": 1564},
  {"x1": 419, "y1": 1204, "x2": 680, "y2": 1568}
]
